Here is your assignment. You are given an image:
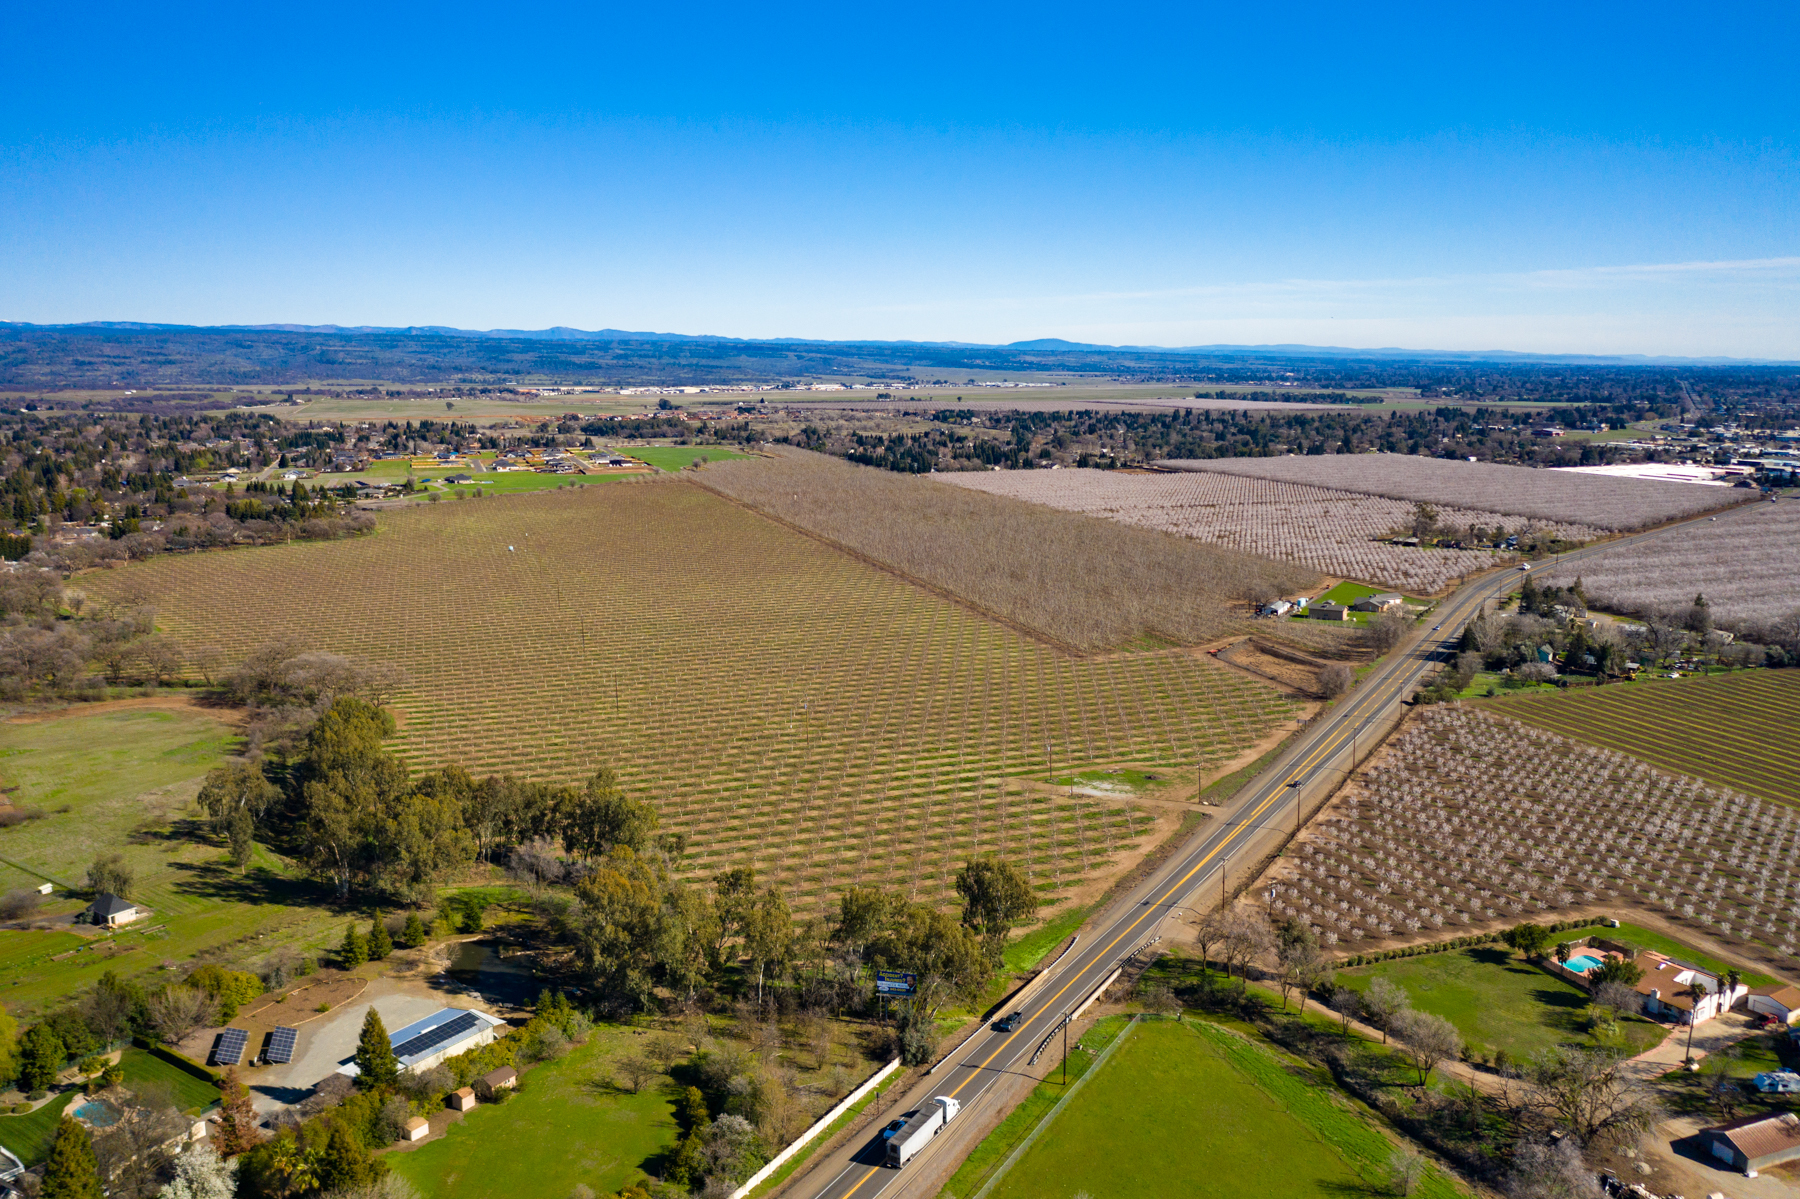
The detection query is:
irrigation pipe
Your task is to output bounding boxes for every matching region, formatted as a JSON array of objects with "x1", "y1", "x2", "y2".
[{"x1": 969, "y1": 1015, "x2": 1142, "y2": 1199}]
